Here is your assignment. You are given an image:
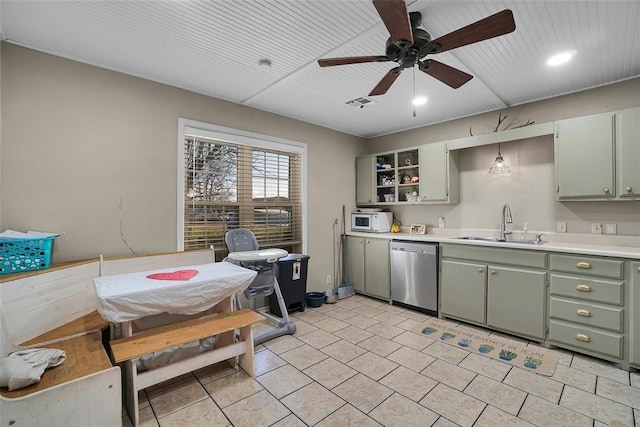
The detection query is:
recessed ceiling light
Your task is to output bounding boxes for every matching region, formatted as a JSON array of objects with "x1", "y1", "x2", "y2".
[
  {"x1": 258, "y1": 59, "x2": 272, "y2": 68},
  {"x1": 547, "y1": 50, "x2": 577, "y2": 67},
  {"x1": 412, "y1": 96, "x2": 427, "y2": 106}
]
